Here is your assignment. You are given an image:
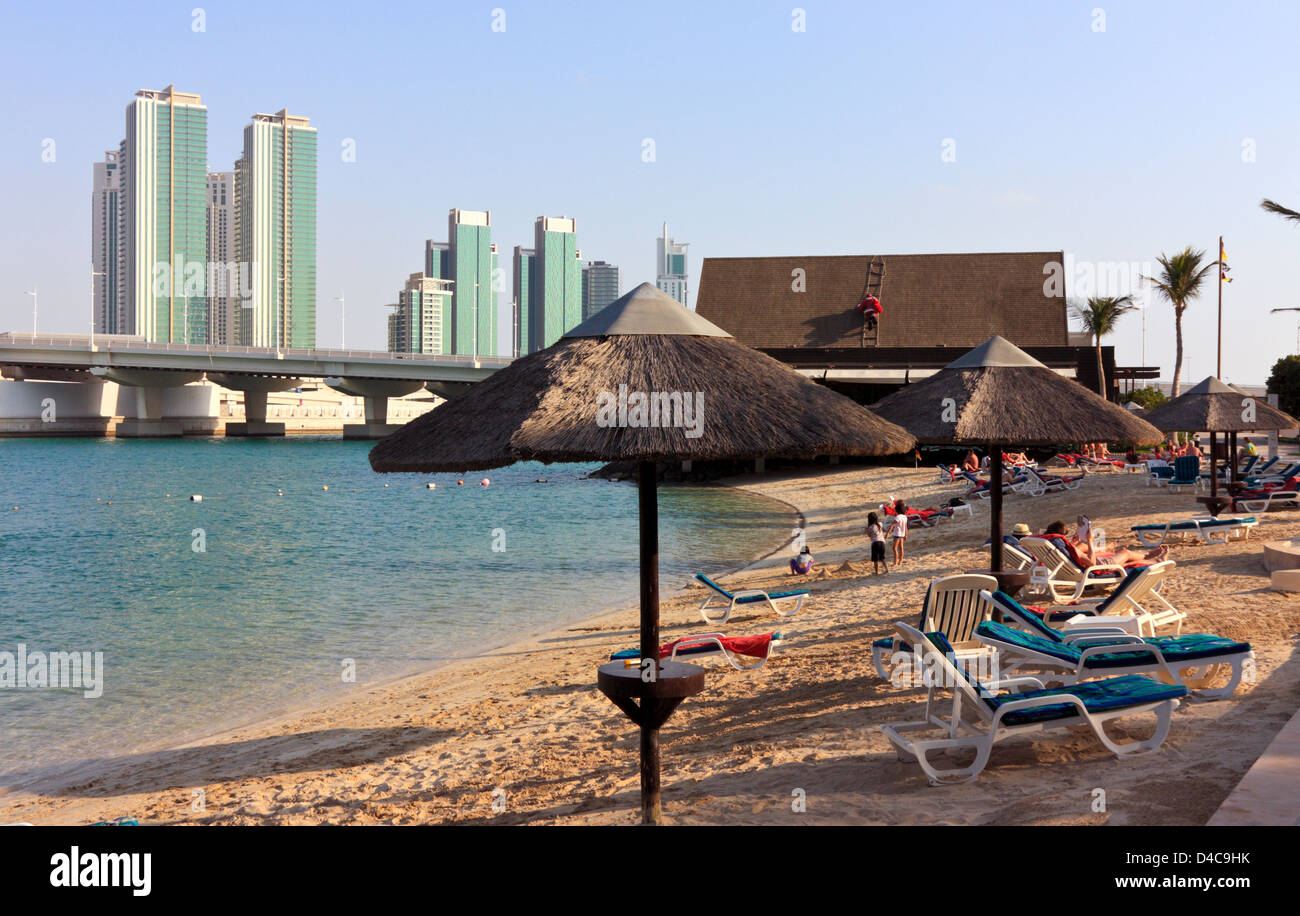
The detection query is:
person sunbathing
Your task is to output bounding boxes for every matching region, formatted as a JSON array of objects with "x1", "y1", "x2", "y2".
[
  {"x1": 1042, "y1": 520, "x2": 1167, "y2": 568},
  {"x1": 961, "y1": 450, "x2": 980, "y2": 474}
]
